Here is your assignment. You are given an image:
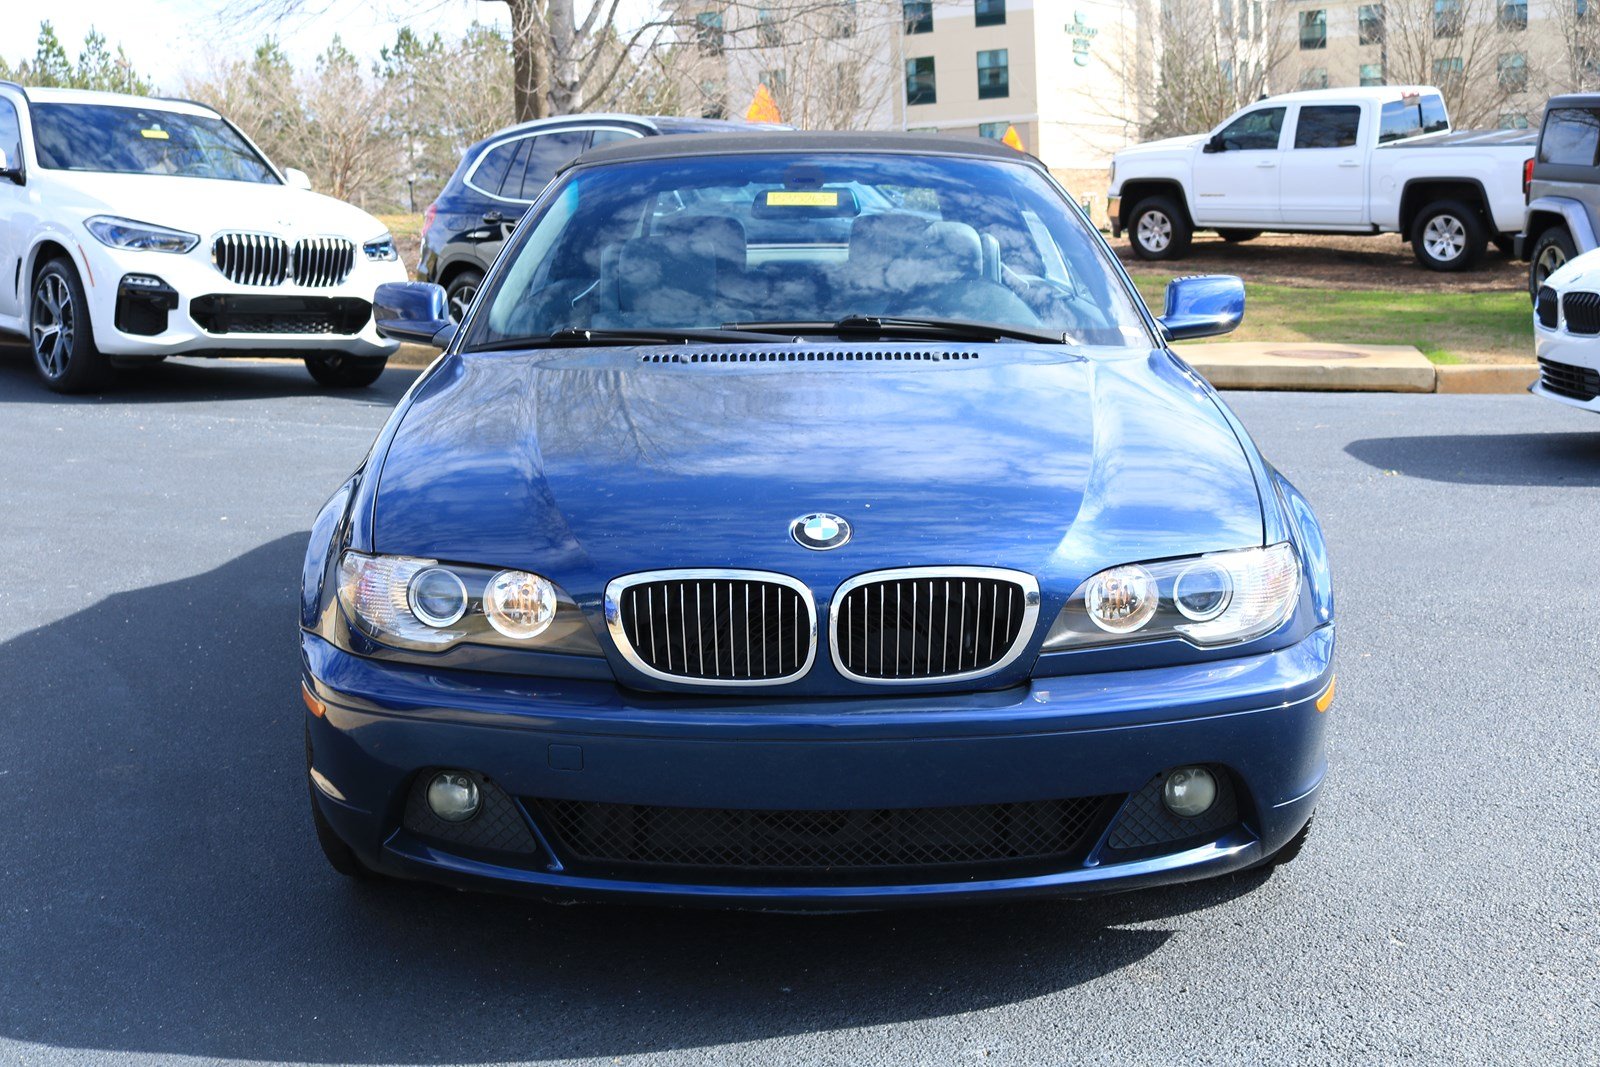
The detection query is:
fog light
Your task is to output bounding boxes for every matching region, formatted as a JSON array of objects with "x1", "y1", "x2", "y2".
[
  {"x1": 425, "y1": 771, "x2": 481, "y2": 823},
  {"x1": 1162, "y1": 766, "x2": 1217, "y2": 818}
]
